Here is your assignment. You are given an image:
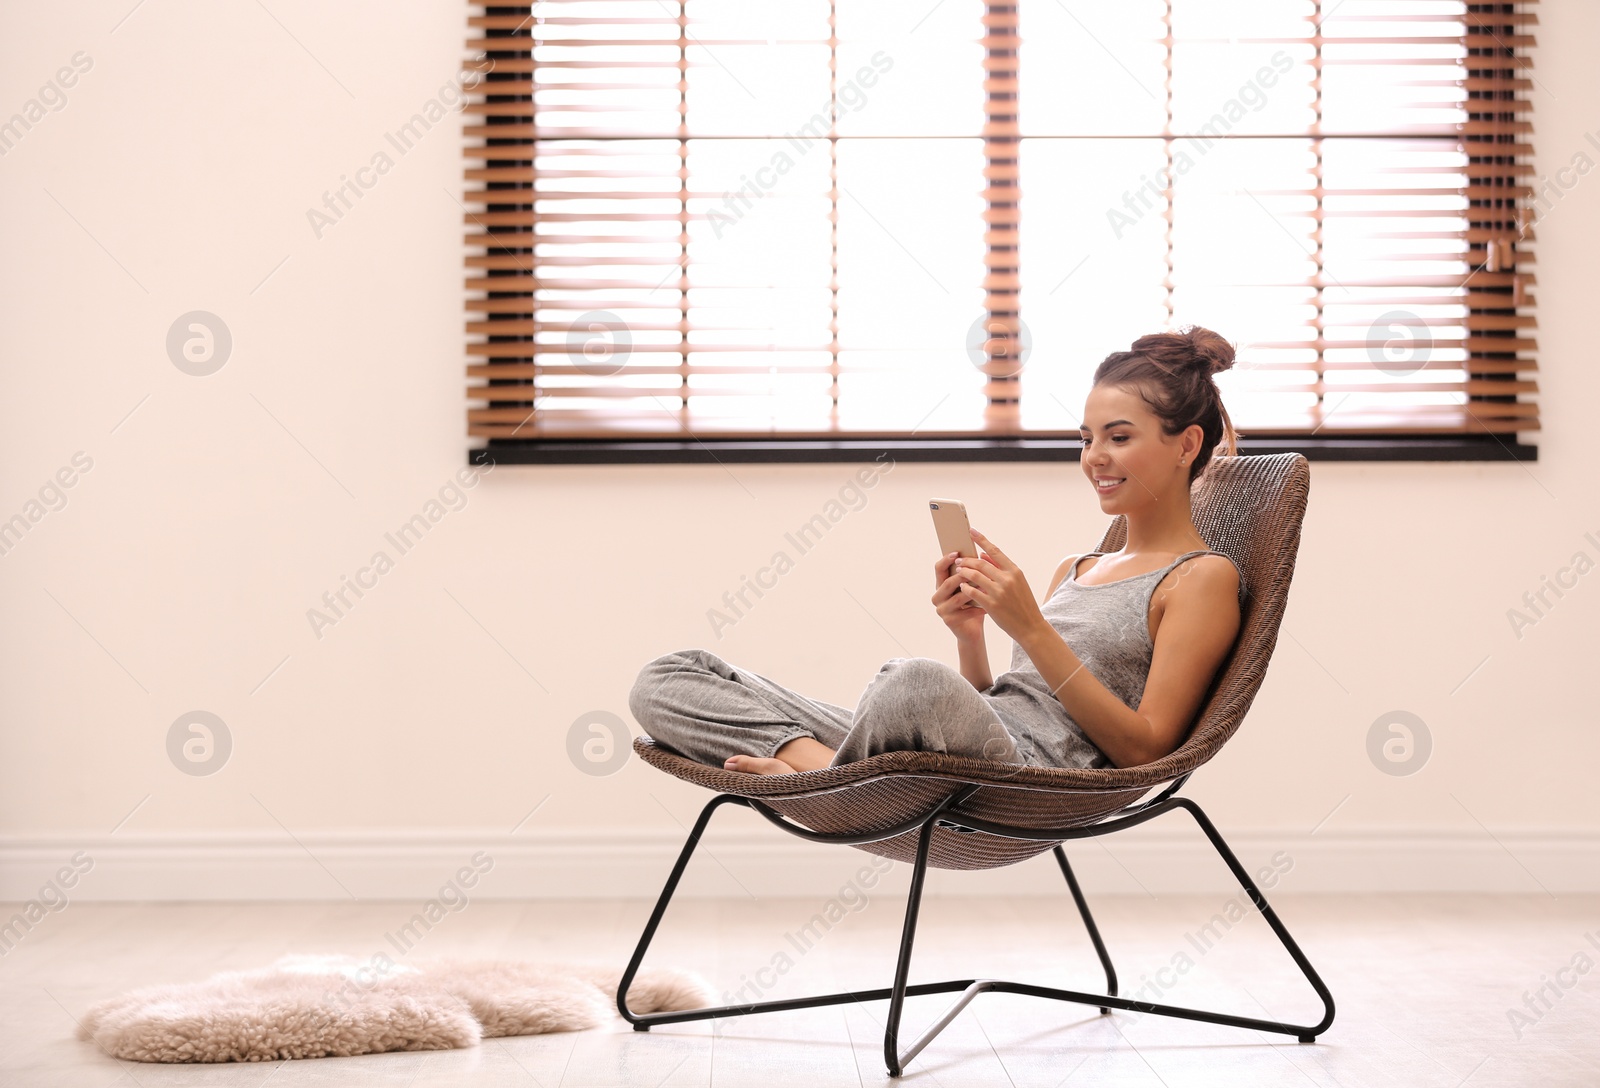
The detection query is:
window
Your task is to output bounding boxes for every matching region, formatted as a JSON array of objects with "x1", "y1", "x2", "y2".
[{"x1": 464, "y1": 0, "x2": 1536, "y2": 464}]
